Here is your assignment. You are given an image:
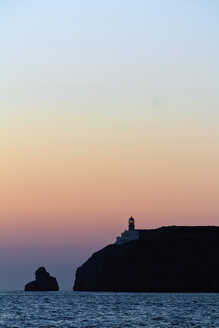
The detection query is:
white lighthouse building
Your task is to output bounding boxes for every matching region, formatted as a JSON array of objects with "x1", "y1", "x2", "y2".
[{"x1": 115, "y1": 216, "x2": 139, "y2": 244}]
